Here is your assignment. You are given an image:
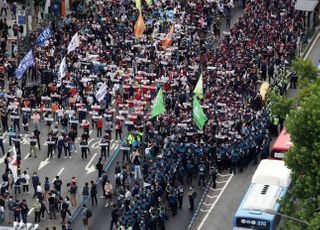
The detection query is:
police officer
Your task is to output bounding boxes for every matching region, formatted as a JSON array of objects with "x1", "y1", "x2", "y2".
[
  {"x1": 198, "y1": 161, "x2": 206, "y2": 188},
  {"x1": 210, "y1": 163, "x2": 218, "y2": 189},
  {"x1": 177, "y1": 184, "x2": 184, "y2": 209},
  {"x1": 188, "y1": 186, "x2": 197, "y2": 212}
]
